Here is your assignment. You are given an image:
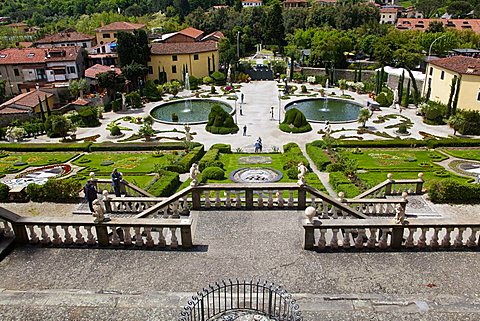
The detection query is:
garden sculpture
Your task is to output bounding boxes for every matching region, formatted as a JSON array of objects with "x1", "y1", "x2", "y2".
[
  {"x1": 190, "y1": 163, "x2": 199, "y2": 186},
  {"x1": 297, "y1": 162, "x2": 307, "y2": 186}
]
